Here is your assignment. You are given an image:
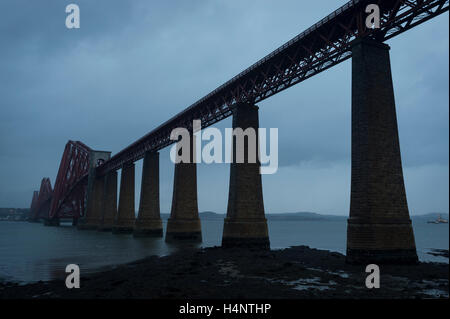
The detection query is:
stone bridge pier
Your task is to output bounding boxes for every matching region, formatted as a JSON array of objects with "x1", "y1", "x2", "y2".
[
  {"x1": 98, "y1": 170, "x2": 118, "y2": 232},
  {"x1": 134, "y1": 151, "x2": 163, "y2": 237},
  {"x1": 222, "y1": 102, "x2": 269, "y2": 249},
  {"x1": 346, "y1": 39, "x2": 418, "y2": 264},
  {"x1": 166, "y1": 134, "x2": 202, "y2": 242},
  {"x1": 78, "y1": 150, "x2": 111, "y2": 230},
  {"x1": 112, "y1": 162, "x2": 136, "y2": 234}
]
